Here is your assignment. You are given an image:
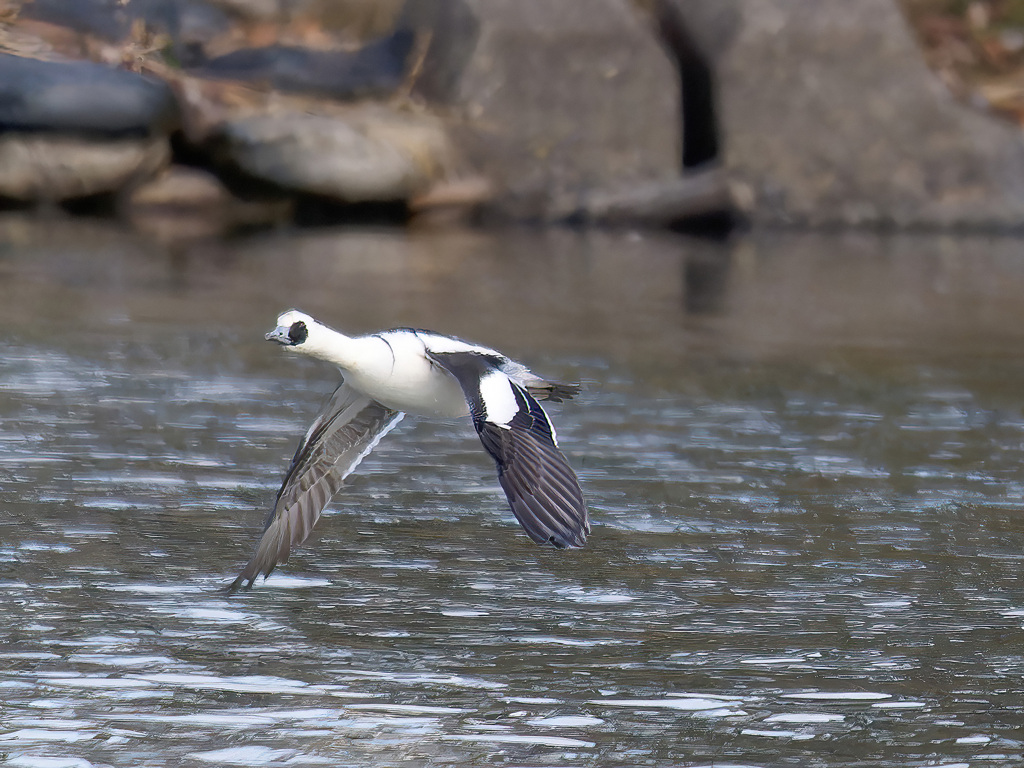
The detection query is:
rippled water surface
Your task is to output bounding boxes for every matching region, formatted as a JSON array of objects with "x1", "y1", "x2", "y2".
[{"x1": 2, "y1": 217, "x2": 1024, "y2": 767}]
